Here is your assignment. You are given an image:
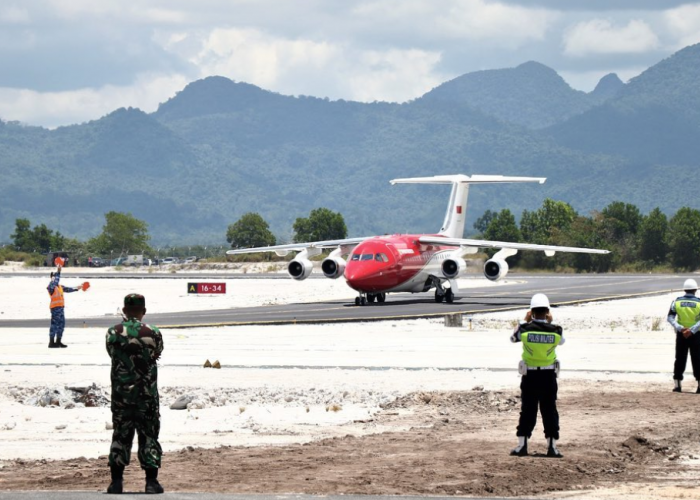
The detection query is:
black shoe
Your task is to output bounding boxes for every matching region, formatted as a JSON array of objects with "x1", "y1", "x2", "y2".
[
  {"x1": 48, "y1": 340, "x2": 58, "y2": 348},
  {"x1": 145, "y1": 478, "x2": 164, "y2": 494},
  {"x1": 56, "y1": 341, "x2": 67, "y2": 348},
  {"x1": 673, "y1": 387, "x2": 682, "y2": 393},
  {"x1": 107, "y1": 479, "x2": 123, "y2": 494},
  {"x1": 696, "y1": 386, "x2": 700, "y2": 394},
  {"x1": 547, "y1": 444, "x2": 563, "y2": 458},
  {"x1": 510, "y1": 442, "x2": 528, "y2": 456}
]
